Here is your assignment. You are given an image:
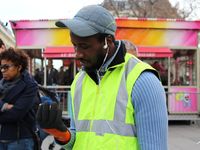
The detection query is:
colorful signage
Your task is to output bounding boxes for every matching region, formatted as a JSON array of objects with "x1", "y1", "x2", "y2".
[
  {"x1": 168, "y1": 87, "x2": 198, "y2": 114},
  {"x1": 10, "y1": 19, "x2": 200, "y2": 49}
]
